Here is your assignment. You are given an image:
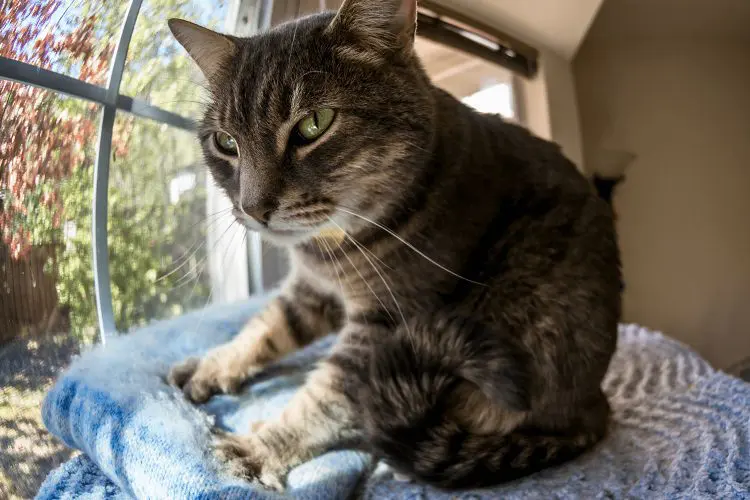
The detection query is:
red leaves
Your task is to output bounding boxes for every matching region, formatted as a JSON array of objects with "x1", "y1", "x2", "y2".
[
  {"x1": 0, "y1": 1, "x2": 59, "y2": 65},
  {"x1": 0, "y1": 1, "x2": 113, "y2": 260}
]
